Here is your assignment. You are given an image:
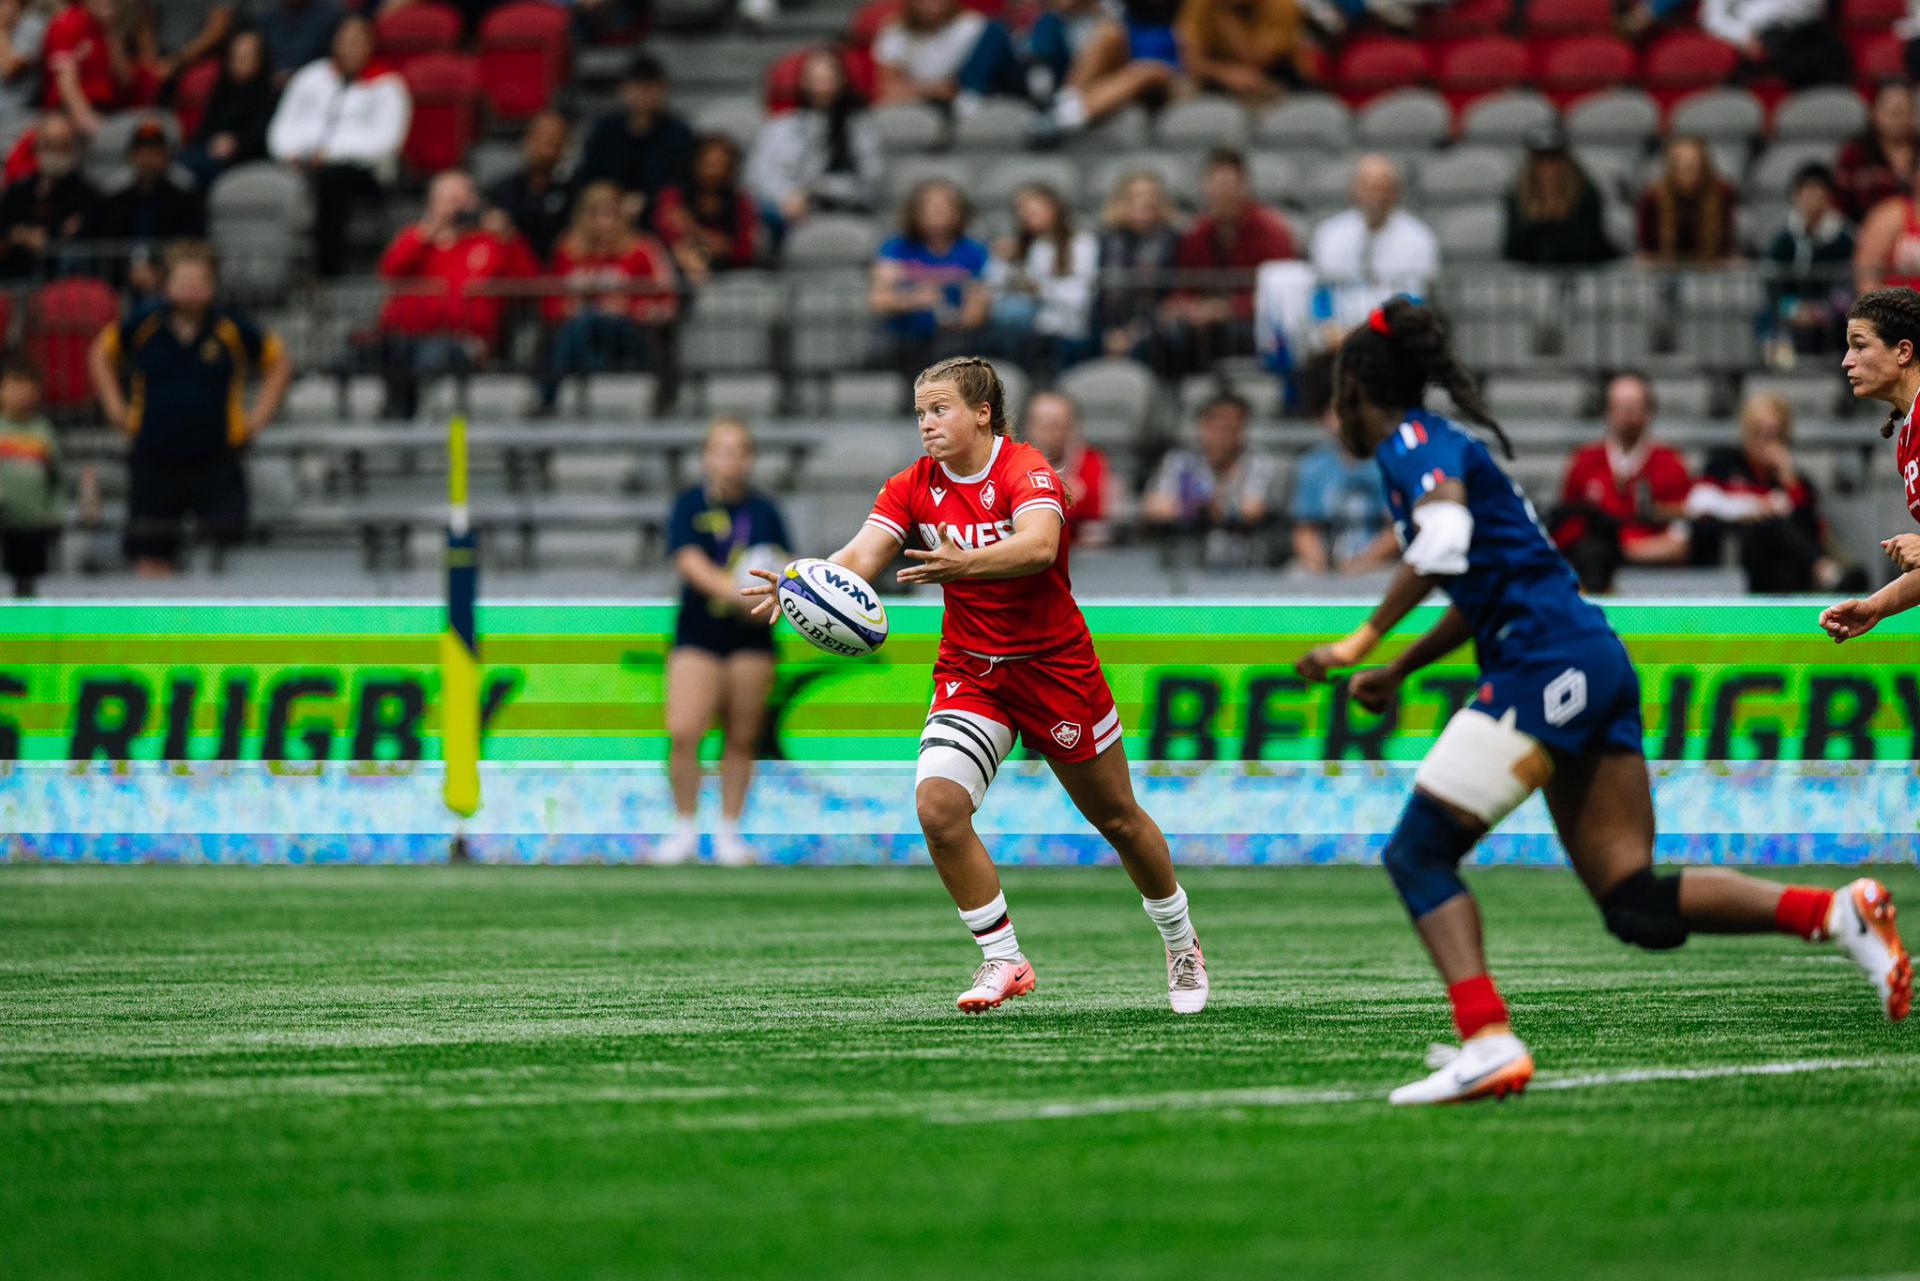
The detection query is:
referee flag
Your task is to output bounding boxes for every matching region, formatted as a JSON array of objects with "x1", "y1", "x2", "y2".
[{"x1": 441, "y1": 415, "x2": 481, "y2": 818}]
